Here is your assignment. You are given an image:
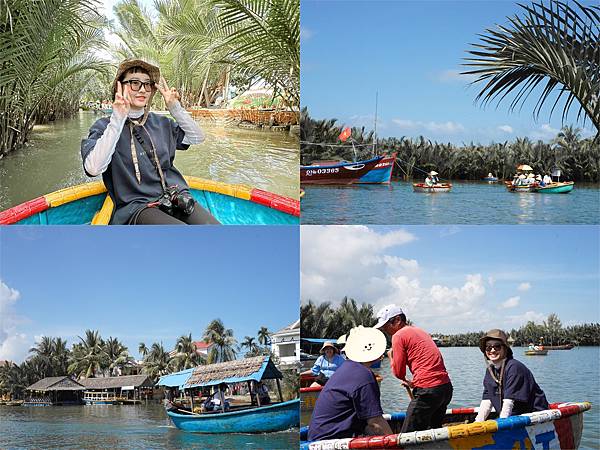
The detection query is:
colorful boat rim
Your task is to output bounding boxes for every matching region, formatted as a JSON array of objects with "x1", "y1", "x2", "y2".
[
  {"x1": 0, "y1": 176, "x2": 300, "y2": 225},
  {"x1": 535, "y1": 182, "x2": 575, "y2": 194},
  {"x1": 300, "y1": 402, "x2": 591, "y2": 449}
]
